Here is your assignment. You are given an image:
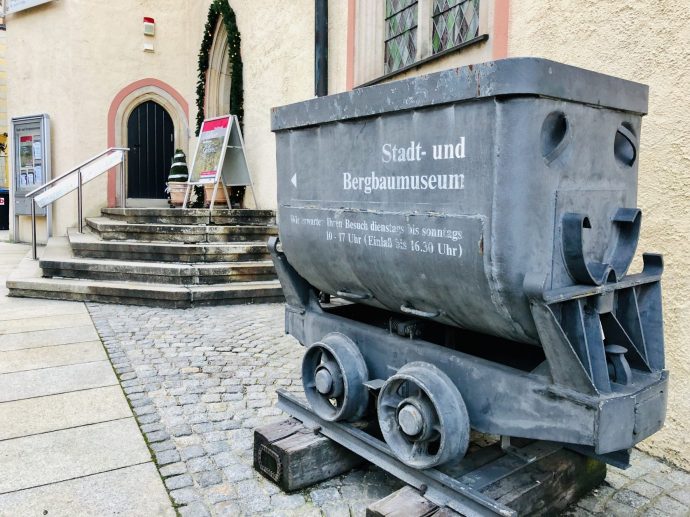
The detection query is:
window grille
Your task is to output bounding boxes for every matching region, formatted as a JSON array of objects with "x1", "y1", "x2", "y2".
[
  {"x1": 385, "y1": 0, "x2": 418, "y2": 73},
  {"x1": 432, "y1": 0, "x2": 480, "y2": 54}
]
